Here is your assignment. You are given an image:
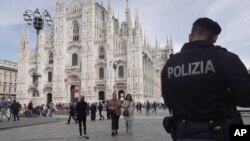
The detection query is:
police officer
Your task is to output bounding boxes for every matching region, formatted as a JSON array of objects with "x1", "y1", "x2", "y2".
[
  {"x1": 76, "y1": 96, "x2": 89, "y2": 138},
  {"x1": 161, "y1": 17, "x2": 250, "y2": 141}
]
